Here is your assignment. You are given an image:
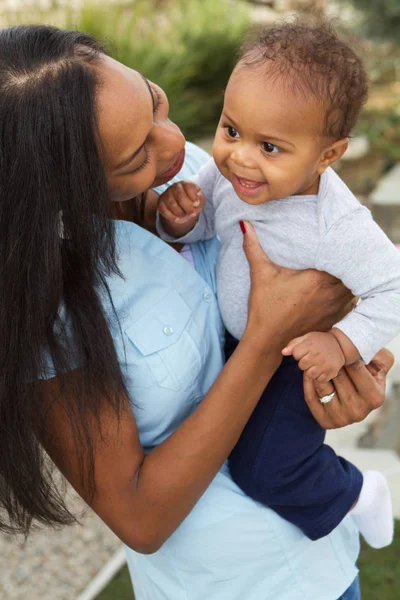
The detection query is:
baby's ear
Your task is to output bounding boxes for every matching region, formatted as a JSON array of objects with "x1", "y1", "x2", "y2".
[{"x1": 317, "y1": 138, "x2": 349, "y2": 174}]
